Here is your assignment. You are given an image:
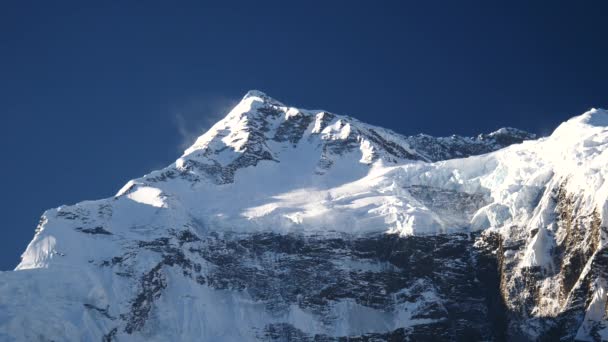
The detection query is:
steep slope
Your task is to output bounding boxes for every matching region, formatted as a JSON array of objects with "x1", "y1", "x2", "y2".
[{"x1": 0, "y1": 91, "x2": 606, "y2": 341}]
